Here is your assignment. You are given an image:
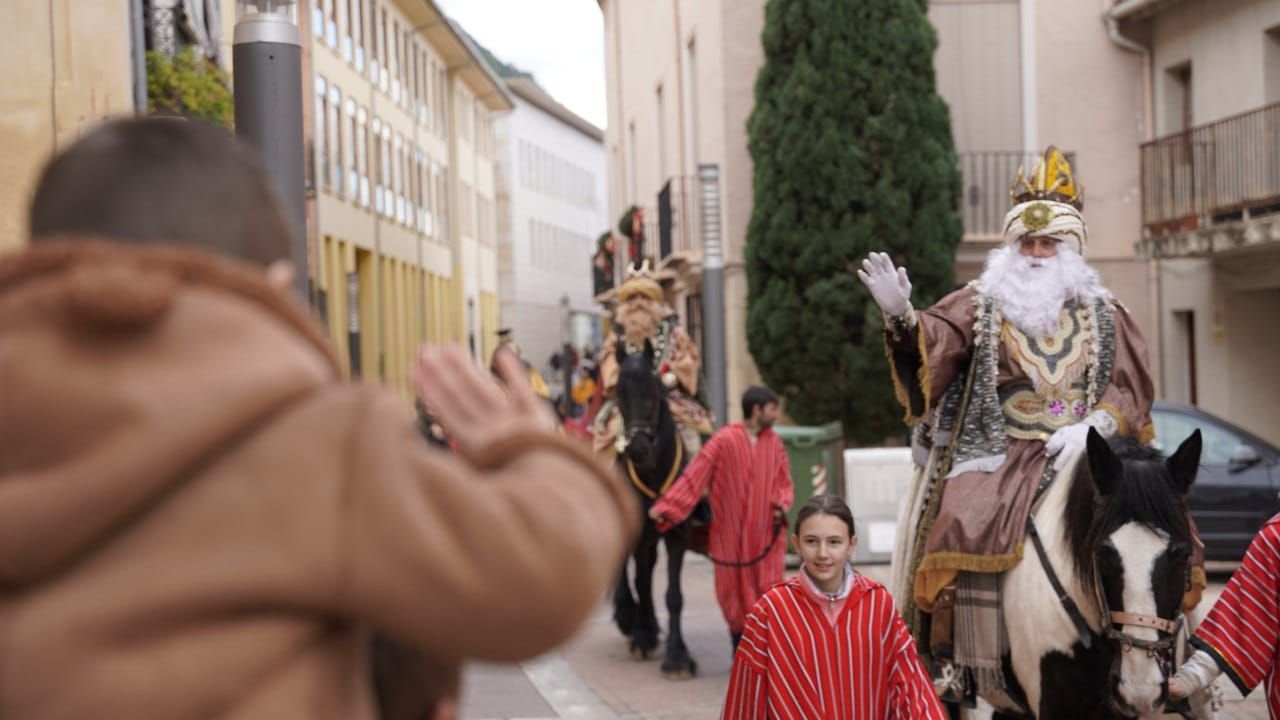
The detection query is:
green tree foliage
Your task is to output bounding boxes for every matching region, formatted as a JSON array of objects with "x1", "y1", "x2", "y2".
[
  {"x1": 146, "y1": 49, "x2": 234, "y2": 127},
  {"x1": 745, "y1": 0, "x2": 962, "y2": 444}
]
